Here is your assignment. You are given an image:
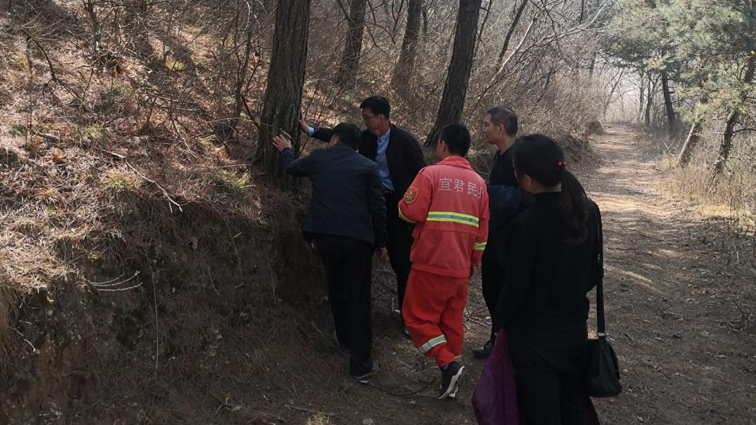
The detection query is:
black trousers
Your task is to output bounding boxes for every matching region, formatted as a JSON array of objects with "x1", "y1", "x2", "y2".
[
  {"x1": 384, "y1": 191, "x2": 413, "y2": 309},
  {"x1": 481, "y1": 258, "x2": 506, "y2": 340},
  {"x1": 510, "y1": 340, "x2": 585, "y2": 425},
  {"x1": 314, "y1": 234, "x2": 374, "y2": 376}
]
